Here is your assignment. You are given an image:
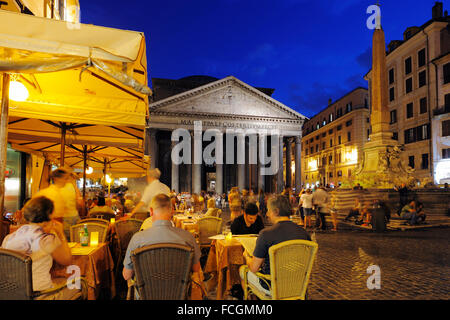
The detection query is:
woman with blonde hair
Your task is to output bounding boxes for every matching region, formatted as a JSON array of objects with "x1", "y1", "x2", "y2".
[
  {"x1": 205, "y1": 198, "x2": 222, "y2": 217},
  {"x1": 229, "y1": 199, "x2": 243, "y2": 221}
]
